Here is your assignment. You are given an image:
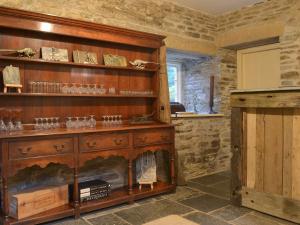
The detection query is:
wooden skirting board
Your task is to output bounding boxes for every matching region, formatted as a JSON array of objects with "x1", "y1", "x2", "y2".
[{"x1": 242, "y1": 187, "x2": 300, "y2": 224}]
